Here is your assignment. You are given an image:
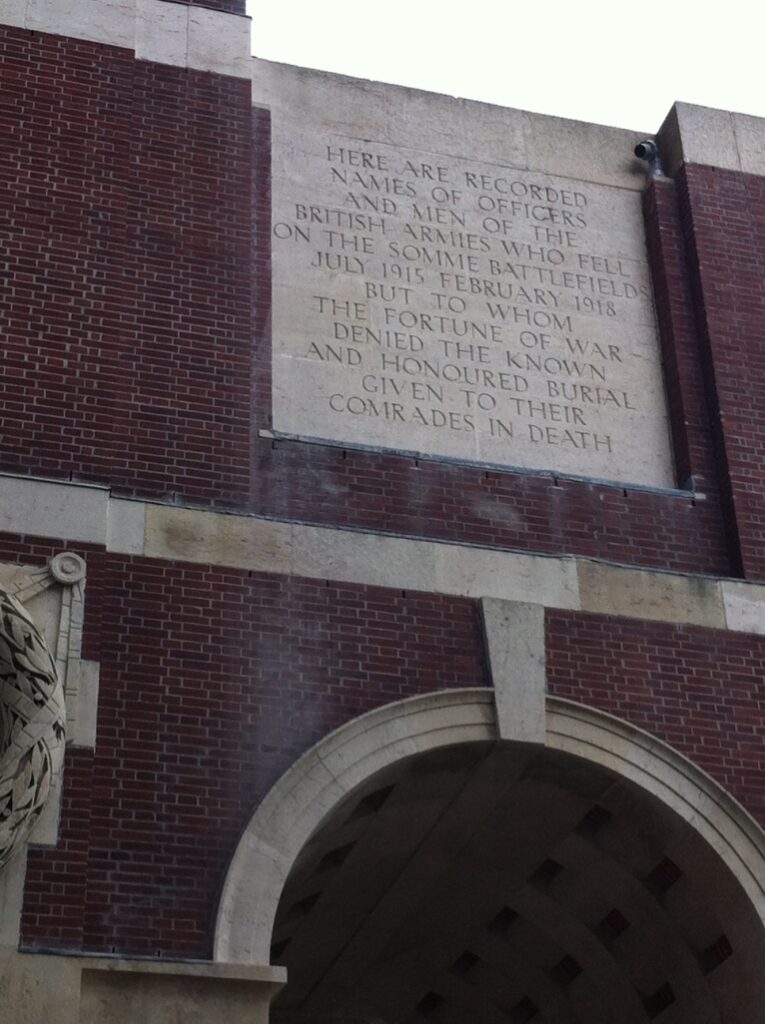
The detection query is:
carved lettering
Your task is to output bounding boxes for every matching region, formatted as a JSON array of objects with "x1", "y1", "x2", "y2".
[{"x1": 271, "y1": 133, "x2": 674, "y2": 487}]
